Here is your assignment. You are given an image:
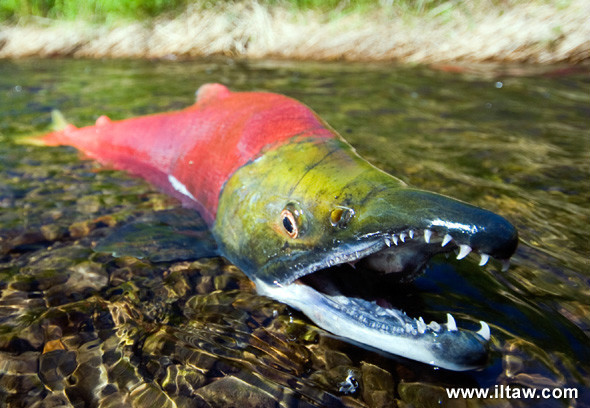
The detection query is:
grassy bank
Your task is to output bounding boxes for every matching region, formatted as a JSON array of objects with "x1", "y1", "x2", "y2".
[
  {"x1": 0, "y1": 0, "x2": 454, "y2": 21},
  {"x1": 0, "y1": 0, "x2": 588, "y2": 63},
  {"x1": 0, "y1": 0, "x2": 189, "y2": 21}
]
